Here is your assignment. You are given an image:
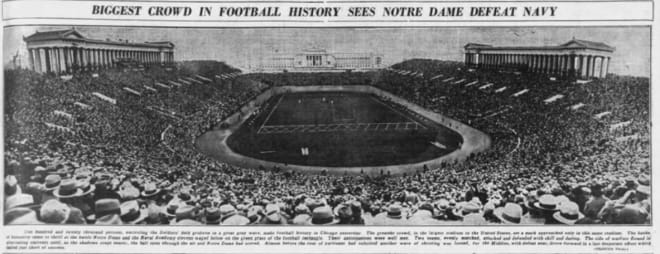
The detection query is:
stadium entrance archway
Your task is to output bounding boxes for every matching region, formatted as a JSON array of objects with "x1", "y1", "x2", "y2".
[{"x1": 196, "y1": 85, "x2": 491, "y2": 176}]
